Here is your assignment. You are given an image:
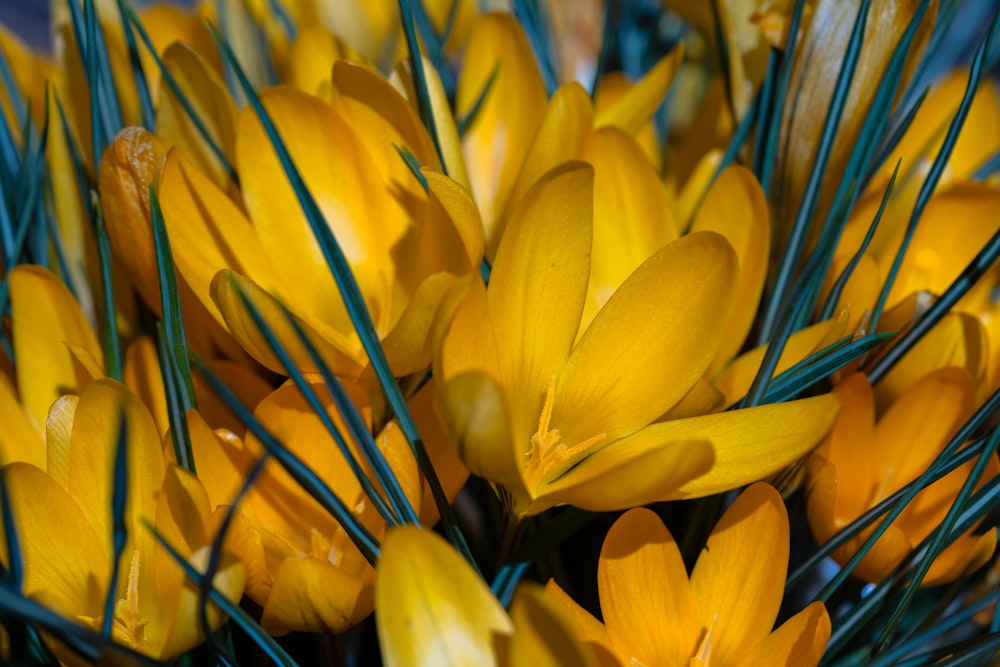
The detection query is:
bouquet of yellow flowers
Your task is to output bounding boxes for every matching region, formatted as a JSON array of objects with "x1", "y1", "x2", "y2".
[{"x1": 0, "y1": 0, "x2": 999, "y2": 664}]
